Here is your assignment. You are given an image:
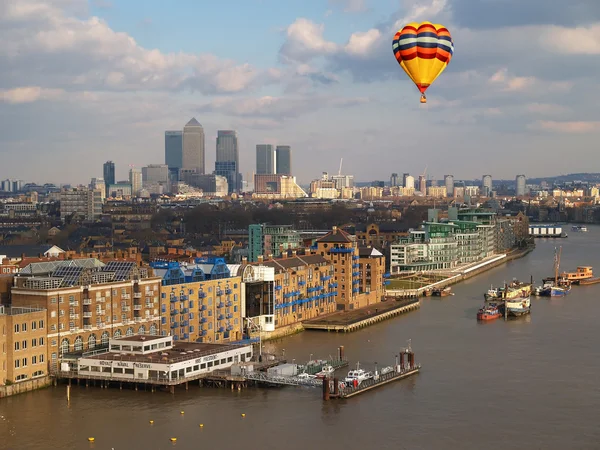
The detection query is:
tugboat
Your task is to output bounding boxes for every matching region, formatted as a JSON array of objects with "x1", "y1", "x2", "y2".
[
  {"x1": 505, "y1": 296, "x2": 531, "y2": 317},
  {"x1": 477, "y1": 303, "x2": 502, "y2": 321}
]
